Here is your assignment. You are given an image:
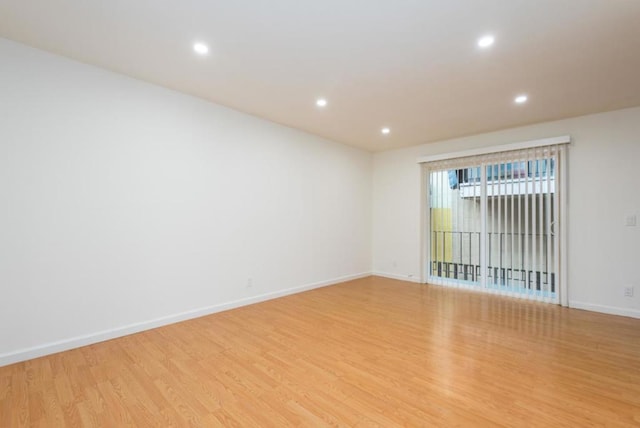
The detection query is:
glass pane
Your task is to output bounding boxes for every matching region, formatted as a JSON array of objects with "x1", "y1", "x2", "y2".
[
  {"x1": 429, "y1": 168, "x2": 481, "y2": 286},
  {"x1": 485, "y1": 158, "x2": 556, "y2": 299}
]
